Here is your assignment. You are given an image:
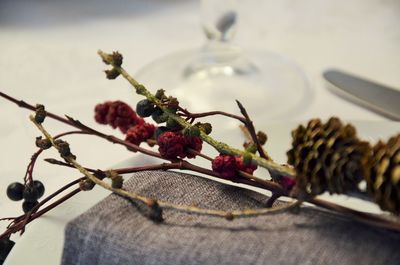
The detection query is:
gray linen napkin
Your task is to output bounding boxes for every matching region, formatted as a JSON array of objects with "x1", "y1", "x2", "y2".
[{"x1": 61, "y1": 171, "x2": 400, "y2": 265}]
